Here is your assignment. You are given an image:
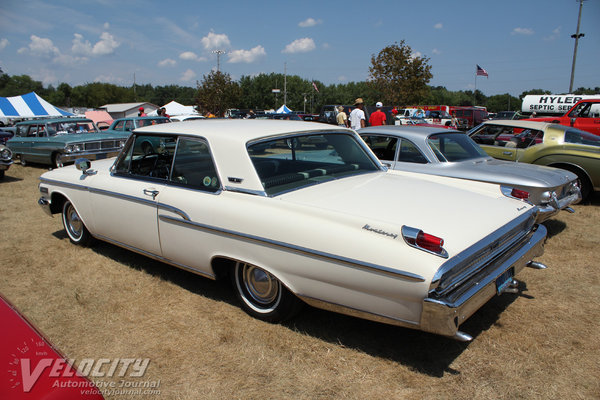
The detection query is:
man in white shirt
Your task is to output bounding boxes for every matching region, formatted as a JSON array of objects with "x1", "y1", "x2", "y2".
[{"x1": 349, "y1": 98, "x2": 366, "y2": 130}]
